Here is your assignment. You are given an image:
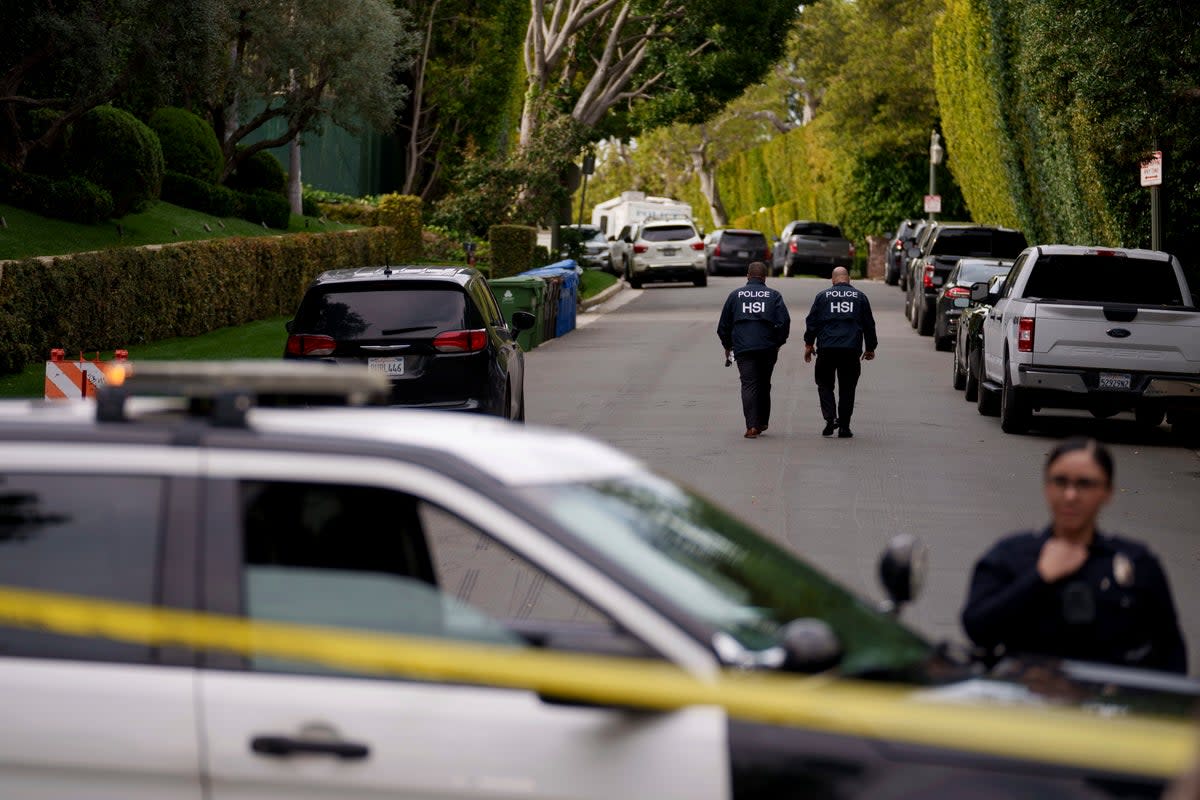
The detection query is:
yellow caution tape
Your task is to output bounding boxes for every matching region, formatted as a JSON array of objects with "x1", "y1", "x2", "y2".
[{"x1": 0, "y1": 585, "x2": 1194, "y2": 779}]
